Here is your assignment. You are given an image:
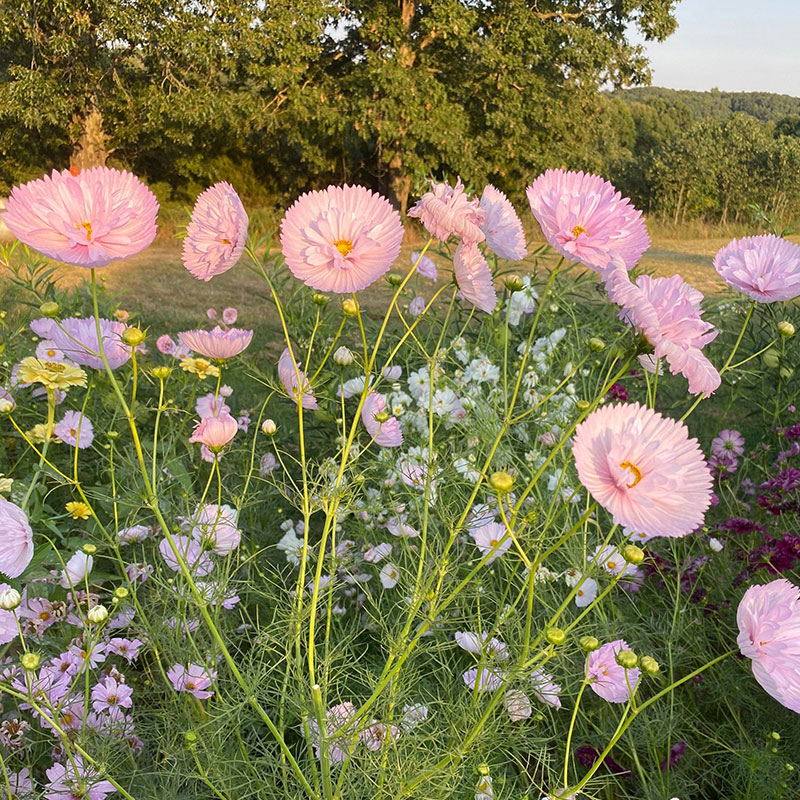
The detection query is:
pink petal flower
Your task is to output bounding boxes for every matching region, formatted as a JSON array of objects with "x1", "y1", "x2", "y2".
[
  {"x1": 189, "y1": 413, "x2": 238, "y2": 450},
  {"x1": 479, "y1": 184, "x2": 527, "y2": 260},
  {"x1": 411, "y1": 250, "x2": 438, "y2": 281},
  {"x1": 454, "y1": 242, "x2": 497, "y2": 313},
  {"x1": 408, "y1": 178, "x2": 485, "y2": 244},
  {"x1": 526, "y1": 169, "x2": 649, "y2": 272},
  {"x1": 167, "y1": 662, "x2": 216, "y2": 699},
  {"x1": 281, "y1": 184, "x2": 404, "y2": 293},
  {"x1": 587, "y1": 639, "x2": 640, "y2": 703},
  {"x1": 51, "y1": 316, "x2": 131, "y2": 370},
  {"x1": 222, "y1": 307, "x2": 238, "y2": 325},
  {"x1": 572, "y1": 402, "x2": 712, "y2": 538},
  {"x1": 182, "y1": 182, "x2": 248, "y2": 281},
  {"x1": 714, "y1": 234, "x2": 800, "y2": 302},
  {"x1": 54, "y1": 410, "x2": 94, "y2": 449},
  {"x1": 0, "y1": 499, "x2": 34, "y2": 578},
  {"x1": 278, "y1": 348, "x2": 318, "y2": 409},
  {"x1": 178, "y1": 326, "x2": 253, "y2": 360},
  {"x1": 361, "y1": 392, "x2": 403, "y2": 447},
  {"x1": 1, "y1": 167, "x2": 158, "y2": 268},
  {"x1": 191, "y1": 503, "x2": 241, "y2": 555}
]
